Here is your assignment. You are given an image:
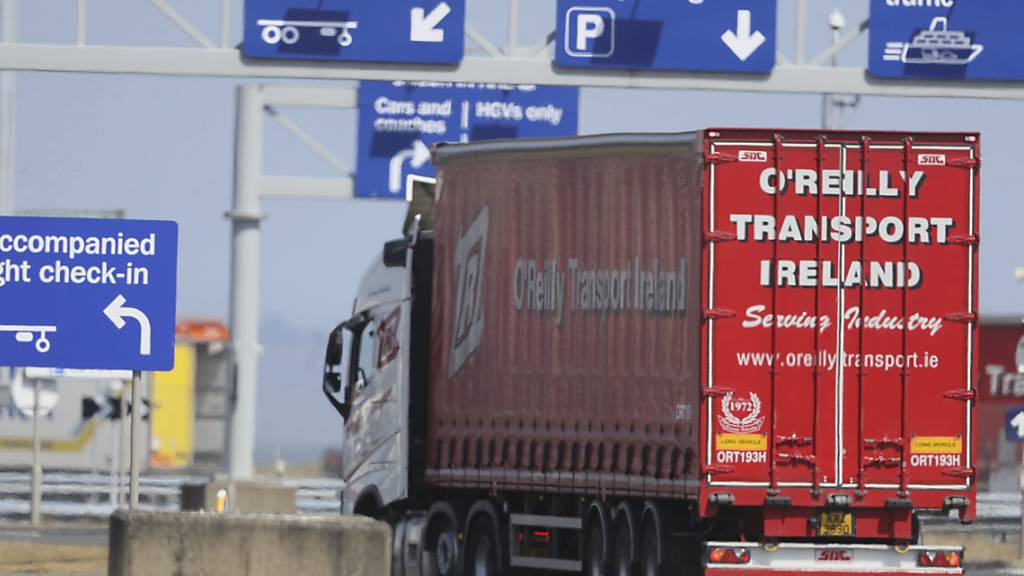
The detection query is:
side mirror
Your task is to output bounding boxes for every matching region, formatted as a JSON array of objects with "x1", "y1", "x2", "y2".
[
  {"x1": 323, "y1": 324, "x2": 351, "y2": 420},
  {"x1": 383, "y1": 238, "x2": 408, "y2": 268}
]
